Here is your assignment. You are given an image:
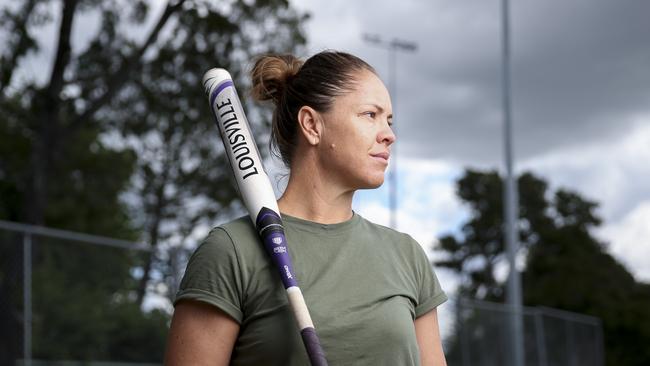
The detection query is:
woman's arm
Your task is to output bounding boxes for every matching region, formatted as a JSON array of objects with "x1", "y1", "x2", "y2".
[
  {"x1": 415, "y1": 308, "x2": 447, "y2": 366},
  {"x1": 164, "y1": 300, "x2": 240, "y2": 366}
]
